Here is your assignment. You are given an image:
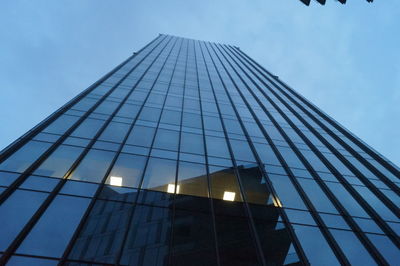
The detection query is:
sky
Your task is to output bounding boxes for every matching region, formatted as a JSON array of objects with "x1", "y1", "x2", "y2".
[{"x1": 0, "y1": 0, "x2": 399, "y2": 165}]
